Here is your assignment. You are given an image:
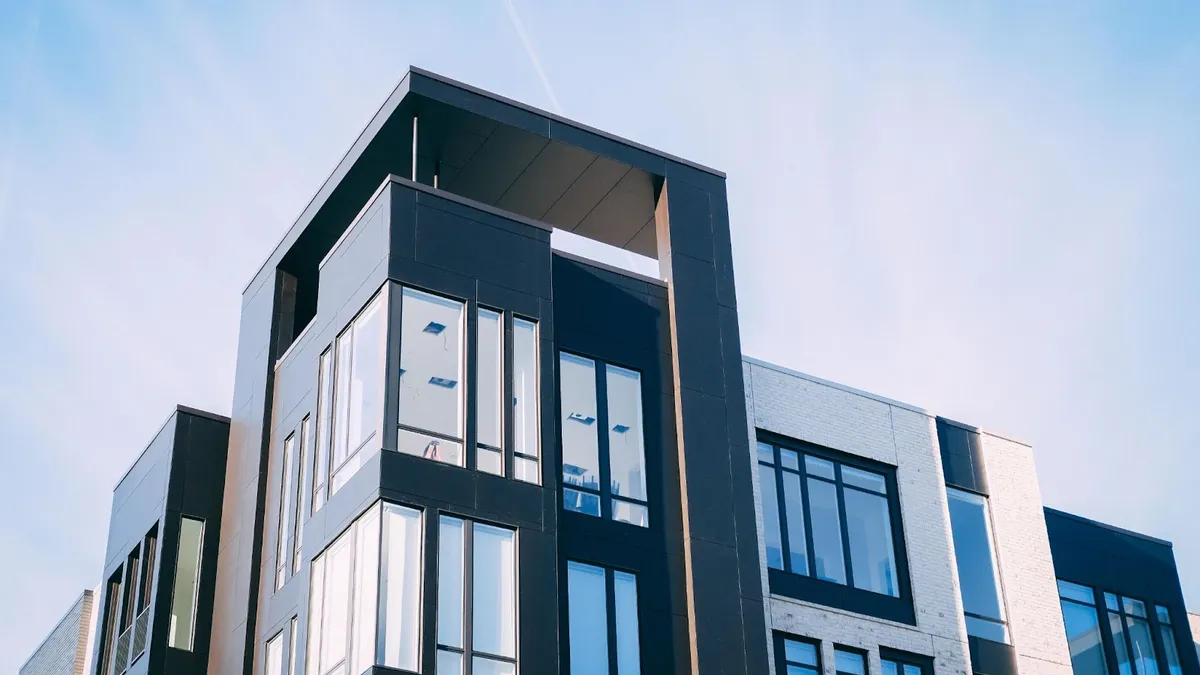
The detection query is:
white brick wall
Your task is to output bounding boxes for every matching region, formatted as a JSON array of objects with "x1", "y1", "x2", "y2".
[
  {"x1": 20, "y1": 589, "x2": 96, "y2": 675},
  {"x1": 1188, "y1": 613, "x2": 1199, "y2": 661},
  {"x1": 744, "y1": 357, "x2": 1070, "y2": 675}
]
